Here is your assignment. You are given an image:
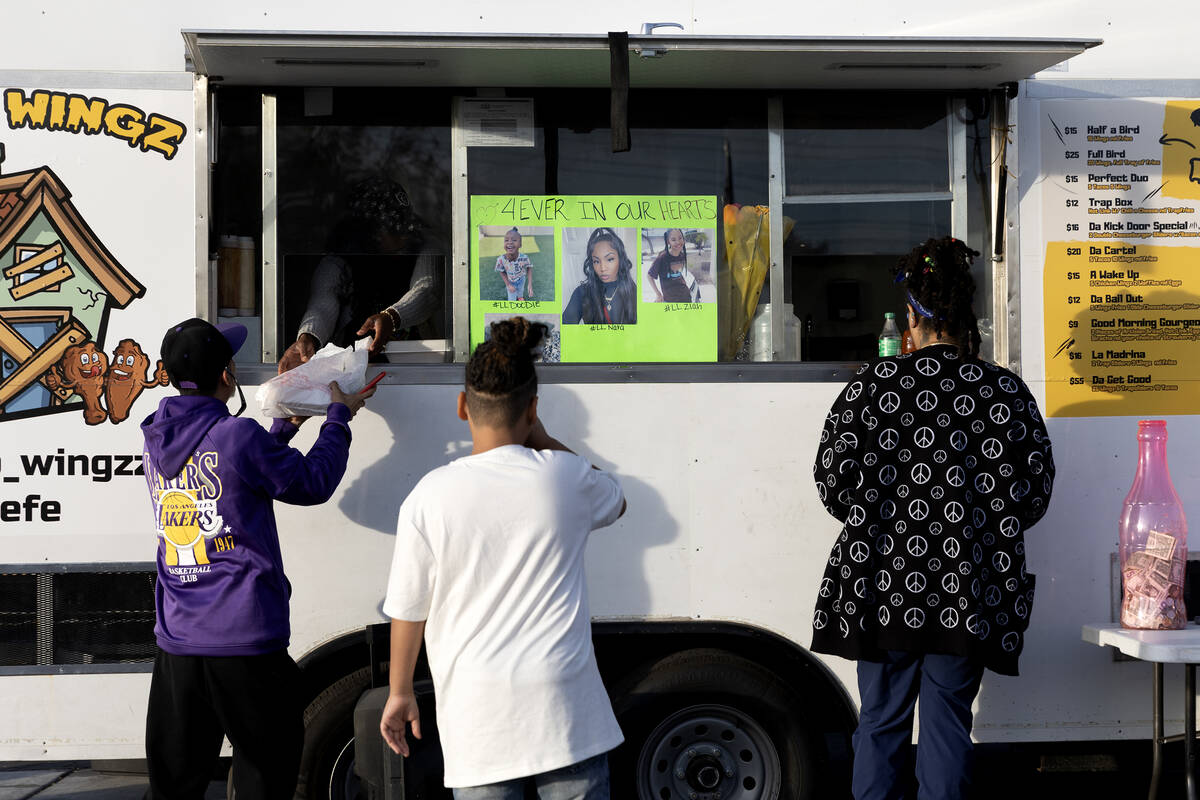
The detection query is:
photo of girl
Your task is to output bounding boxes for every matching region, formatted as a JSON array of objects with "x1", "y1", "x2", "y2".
[
  {"x1": 561, "y1": 227, "x2": 638, "y2": 325},
  {"x1": 477, "y1": 225, "x2": 555, "y2": 302},
  {"x1": 642, "y1": 227, "x2": 716, "y2": 303}
]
